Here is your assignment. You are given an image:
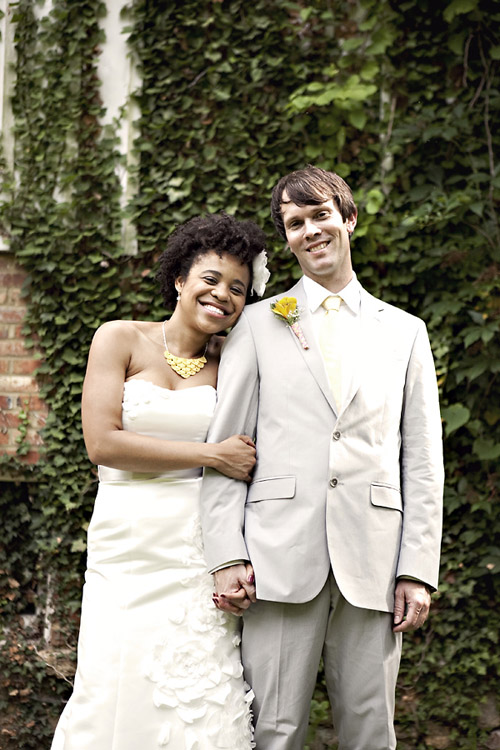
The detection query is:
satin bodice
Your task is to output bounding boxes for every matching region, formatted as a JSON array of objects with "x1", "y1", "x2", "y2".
[{"x1": 97, "y1": 379, "x2": 217, "y2": 483}]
